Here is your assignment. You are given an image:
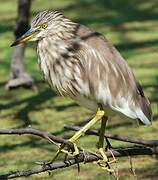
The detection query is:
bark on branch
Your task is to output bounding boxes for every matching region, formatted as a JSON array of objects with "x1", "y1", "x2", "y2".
[
  {"x1": 0, "y1": 127, "x2": 158, "y2": 179},
  {"x1": 0, "y1": 146, "x2": 158, "y2": 179},
  {"x1": 0, "y1": 128, "x2": 68, "y2": 146}
]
